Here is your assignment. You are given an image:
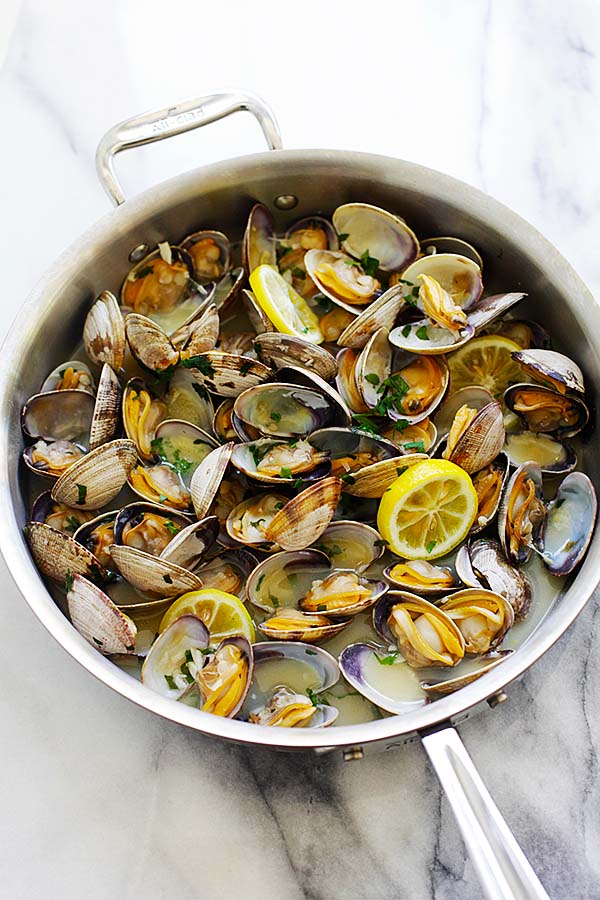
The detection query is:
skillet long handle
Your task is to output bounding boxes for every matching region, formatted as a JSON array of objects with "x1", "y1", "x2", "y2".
[
  {"x1": 96, "y1": 90, "x2": 283, "y2": 206},
  {"x1": 421, "y1": 725, "x2": 550, "y2": 900}
]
